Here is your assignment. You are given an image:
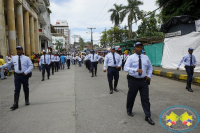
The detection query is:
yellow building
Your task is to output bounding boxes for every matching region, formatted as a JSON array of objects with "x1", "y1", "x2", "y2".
[{"x1": 0, "y1": 0, "x2": 51, "y2": 59}]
